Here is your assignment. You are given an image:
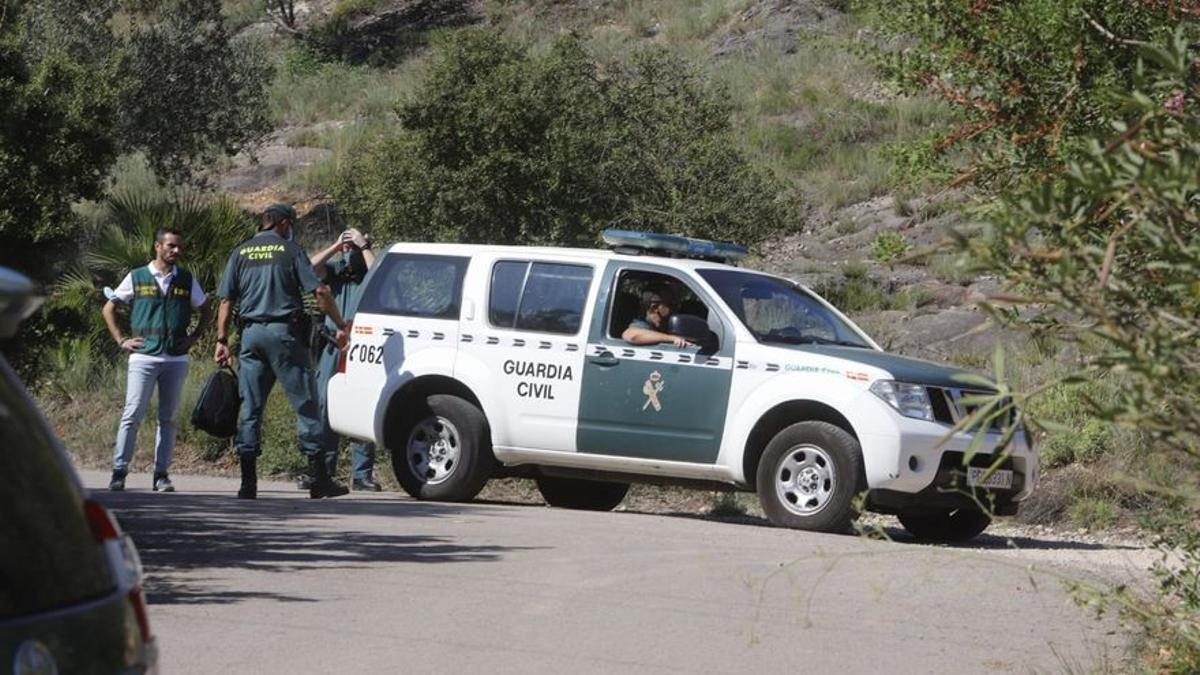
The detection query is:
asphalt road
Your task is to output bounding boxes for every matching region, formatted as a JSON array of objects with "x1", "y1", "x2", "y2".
[{"x1": 82, "y1": 470, "x2": 1128, "y2": 674}]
